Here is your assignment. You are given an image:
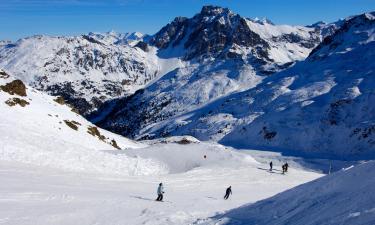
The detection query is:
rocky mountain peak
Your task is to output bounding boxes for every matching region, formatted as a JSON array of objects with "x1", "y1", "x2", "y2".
[
  {"x1": 150, "y1": 5, "x2": 272, "y2": 61},
  {"x1": 200, "y1": 5, "x2": 233, "y2": 17},
  {"x1": 150, "y1": 5, "x2": 320, "y2": 64}
]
